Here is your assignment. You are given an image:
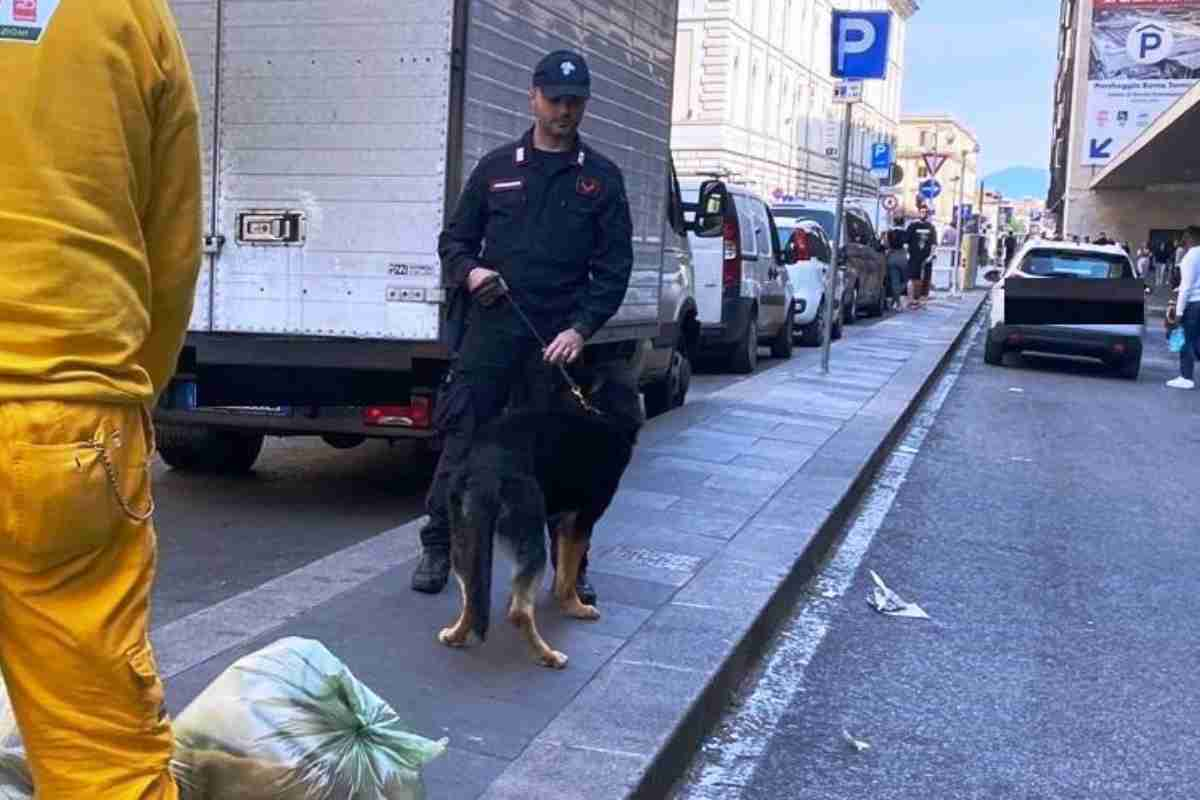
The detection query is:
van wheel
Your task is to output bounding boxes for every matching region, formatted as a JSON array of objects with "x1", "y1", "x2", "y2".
[
  {"x1": 770, "y1": 305, "x2": 794, "y2": 359},
  {"x1": 870, "y1": 284, "x2": 888, "y2": 317},
  {"x1": 983, "y1": 333, "x2": 1004, "y2": 366},
  {"x1": 157, "y1": 424, "x2": 265, "y2": 474},
  {"x1": 831, "y1": 299, "x2": 844, "y2": 340},
  {"x1": 1117, "y1": 357, "x2": 1140, "y2": 381},
  {"x1": 729, "y1": 310, "x2": 758, "y2": 374},
  {"x1": 644, "y1": 341, "x2": 692, "y2": 418}
]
